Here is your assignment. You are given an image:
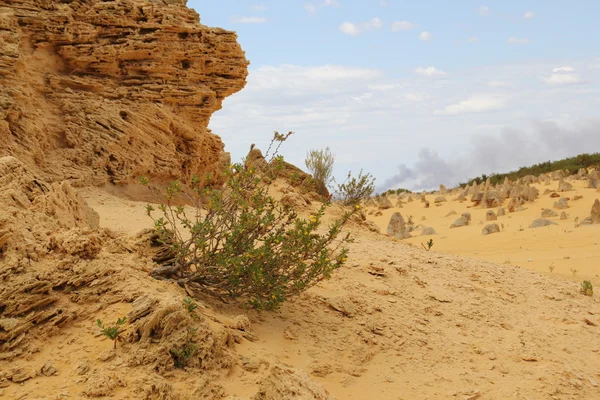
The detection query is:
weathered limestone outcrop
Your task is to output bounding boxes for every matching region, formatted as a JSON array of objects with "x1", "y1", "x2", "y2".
[{"x1": 0, "y1": 0, "x2": 248, "y2": 187}]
